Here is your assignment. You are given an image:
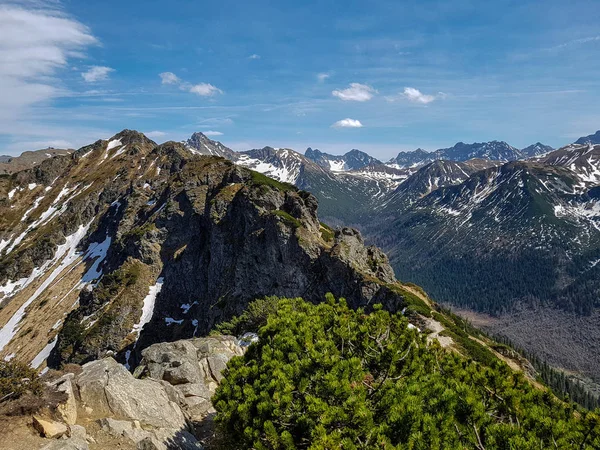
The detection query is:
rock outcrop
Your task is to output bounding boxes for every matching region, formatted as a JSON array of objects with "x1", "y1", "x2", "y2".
[
  {"x1": 23, "y1": 336, "x2": 241, "y2": 449},
  {"x1": 138, "y1": 335, "x2": 243, "y2": 424},
  {"x1": 76, "y1": 357, "x2": 187, "y2": 429}
]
